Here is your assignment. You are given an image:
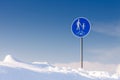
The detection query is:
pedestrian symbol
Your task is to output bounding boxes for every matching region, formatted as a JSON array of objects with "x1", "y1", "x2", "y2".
[{"x1": 71, "y1": 17, "x2": 91, "y2": 38}]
